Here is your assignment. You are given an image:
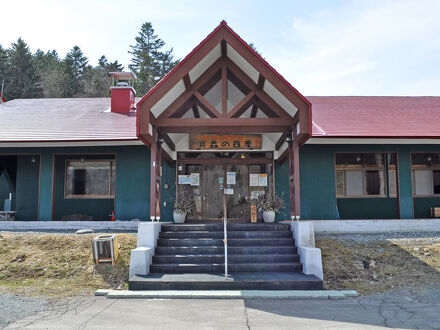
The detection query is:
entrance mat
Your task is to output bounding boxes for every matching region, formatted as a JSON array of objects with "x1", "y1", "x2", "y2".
[{"x1": 95, "y1": 289, "x2": 358, "y2": 299}]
